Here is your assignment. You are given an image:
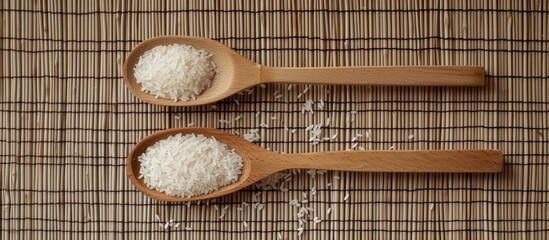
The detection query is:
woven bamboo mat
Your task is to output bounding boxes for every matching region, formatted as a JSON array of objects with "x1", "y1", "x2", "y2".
[{"x1": 2, "y1": 0, "x2": 548, "y2": 239}]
